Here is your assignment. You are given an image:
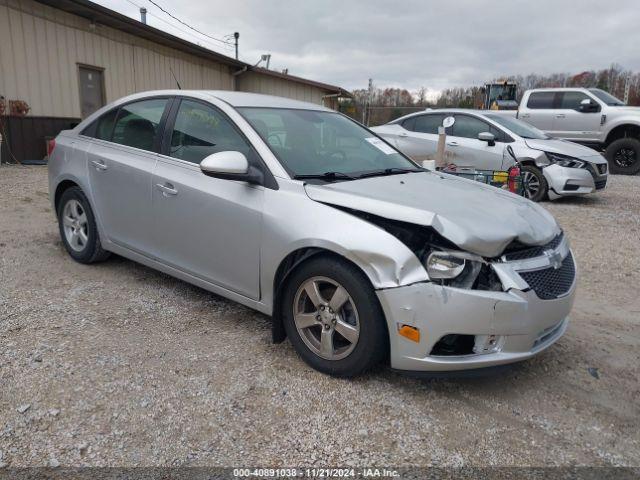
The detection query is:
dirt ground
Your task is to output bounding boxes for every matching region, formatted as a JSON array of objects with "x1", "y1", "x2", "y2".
[{"x1": 0, "y1": 165, "x2": 639, "y2": 468}]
